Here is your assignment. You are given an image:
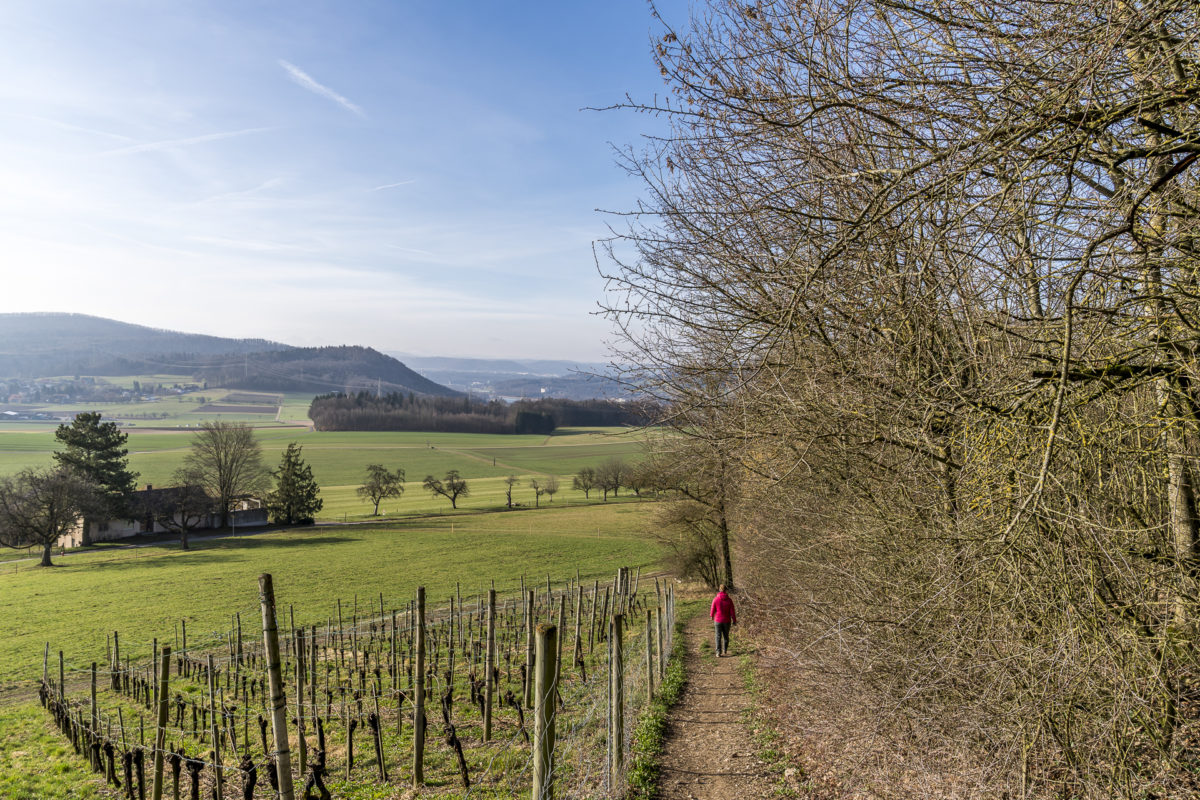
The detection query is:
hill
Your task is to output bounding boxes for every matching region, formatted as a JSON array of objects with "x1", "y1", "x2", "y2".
[
  {"x1": 0, "y1": 313, "x2": 286, "y2": 376},
  {"x1": 0, "y1": 313, "x2": 459, "y2": 397},
  {"x1": 388, "y1": 352, "x2": 626, "y2": 400}
]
